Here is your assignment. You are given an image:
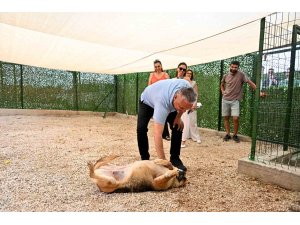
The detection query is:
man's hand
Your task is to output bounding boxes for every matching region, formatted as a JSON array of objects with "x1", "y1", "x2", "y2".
[
  {"x1": 173, "y1": 112, "x2": 184, "y2": 131},
  {"x1": 173, "y1": 118, "x2": 184, "y2": 131},
  {"x1": 192, "y1": 102, "x2": 197, "y2": 110},
  {"x1": 260, "y1": 91, "x2": 267, "y2": 97}
]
